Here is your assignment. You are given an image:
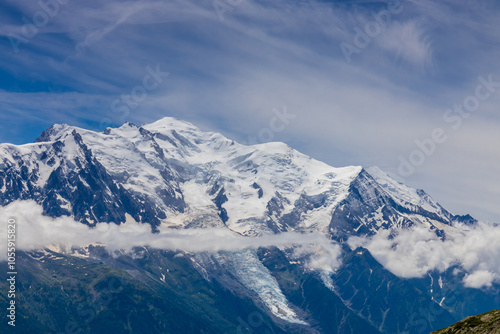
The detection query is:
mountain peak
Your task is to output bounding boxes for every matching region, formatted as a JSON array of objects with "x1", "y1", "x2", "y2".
[
  {"x1": 1, "y1": 116, "x2": 473, "y2": 237},
  {"x1": 33, "y1": 123, "x2": 94, "y2": 145},
  {"x1": 34, "y1": 123, "x2": 73, "y2": 143},
  {"x1": 144, "y1": 116, "x2": 200, "y2": 133}
]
